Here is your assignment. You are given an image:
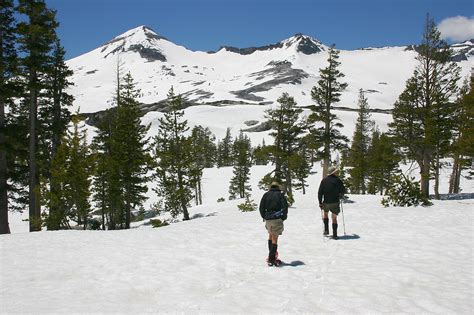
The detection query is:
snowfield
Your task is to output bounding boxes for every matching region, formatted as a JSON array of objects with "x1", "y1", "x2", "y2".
[{"x1": 1, "y1": 166, "x2": 473, "y2": 314}]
